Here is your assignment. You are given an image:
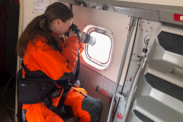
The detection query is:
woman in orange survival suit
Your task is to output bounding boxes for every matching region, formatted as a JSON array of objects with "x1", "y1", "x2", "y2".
[{"x1": 16, "y1": 2, "x2": 103, "y2": 122}]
